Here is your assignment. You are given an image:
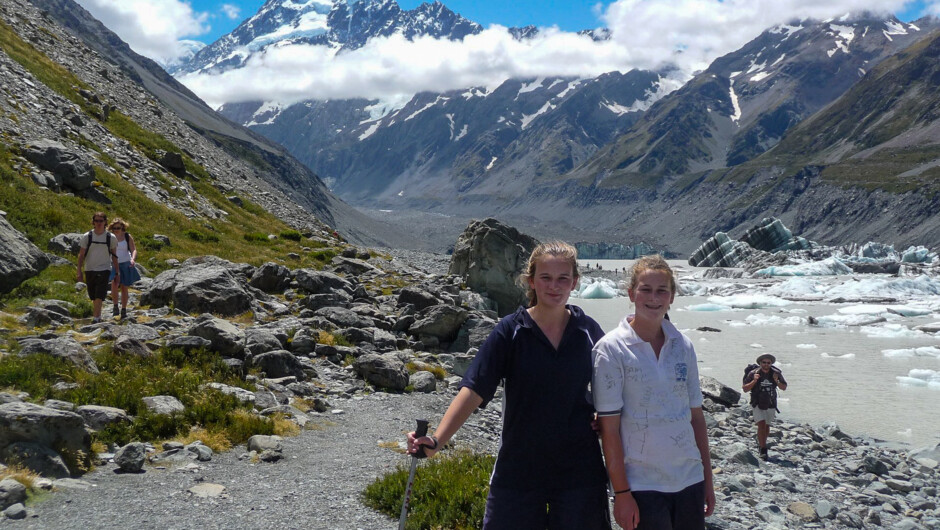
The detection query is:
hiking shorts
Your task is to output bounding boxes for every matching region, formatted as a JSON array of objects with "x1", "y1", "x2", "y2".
[
  {"x1": 752, "y1": 406, "x2": 776, "y2": 423},
  {"x1": 84, "y1": 270, "x2": 111, "y2": 301},
  {"x1": 632, "y1": 480, "x2": 706, "y2": 530},
  {"x1": 482, "y1": 484, "x2": 611, "y2": 530}
]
